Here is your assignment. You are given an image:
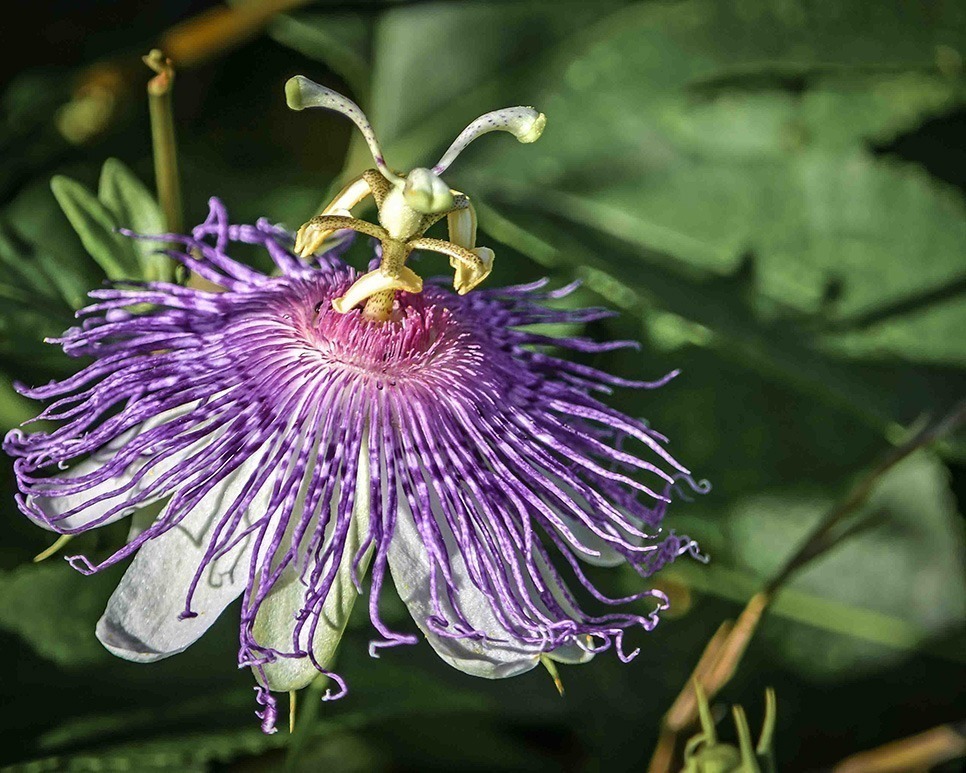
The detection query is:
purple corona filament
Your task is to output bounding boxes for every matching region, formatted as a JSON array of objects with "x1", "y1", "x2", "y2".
[{"x1": 4, "y1": 199, "x2": 702, "y2": 732}]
